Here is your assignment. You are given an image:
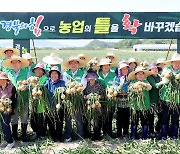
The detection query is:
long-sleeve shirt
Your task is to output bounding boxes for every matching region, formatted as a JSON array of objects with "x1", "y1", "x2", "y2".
[
  {"x1": 114, "y1": 76, "x2": 129, "y2": 108},
  {"x1": 0, "y1": 84, "x2": 17, "y2": 114},
  {"x1": 83, "y1": 81, "x2": 105, "y2": 98},
  {"x1": 44, "y1": 78, "x2": 65, "y2": 99},
  {"x1": 147, "y1": 74, "x2": 161, "y2": 104}
]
